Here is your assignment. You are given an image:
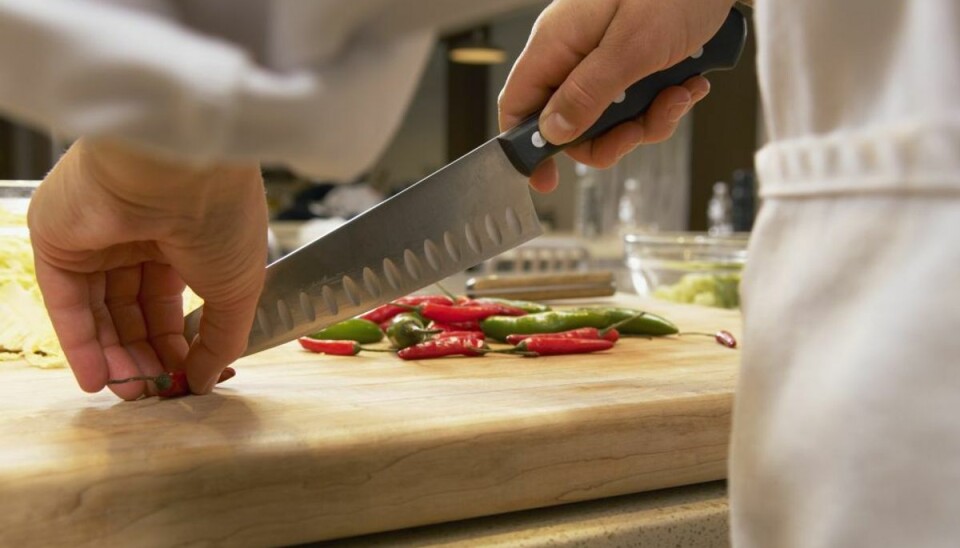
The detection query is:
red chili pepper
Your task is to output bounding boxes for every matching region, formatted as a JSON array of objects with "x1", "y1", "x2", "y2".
[
  {"x1": 515, "y1": 336, "x2": 614, "y2": 356},
  {"x1": 505, "y1": 327, "x2": 620, "y2": 345},
  {"x1": 397, "y1": 337, "x2": 487, "y2": 360},
  {"x1": 456, "y1": 299, "x2": 530, "y2": 317},
  {"x1": 107, "y1": 367, "x2": 237, "y2": 398},
  {"x1": 715, "y1": 330, "x2": 738, "y2": 349},
  {"x1": 359, "y1": 295, "x2": 453, "y2": 324},
  {"x1": 154, "y1": 370, "x2": 190, "y2": 398},
  {"x1": 429, "y1": 320, "x2": 482, "y2": 332},
  {"x1": 298, "y1": 337, "x2": 361, "y2": 355},
  {"x1": 419, "y1": 302, "x2": 526, "y2": 323},
  {"x1": 435, "y1": 331, "x2": 485, "y2": 341}
]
